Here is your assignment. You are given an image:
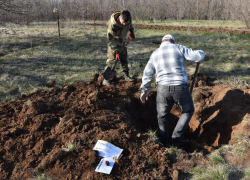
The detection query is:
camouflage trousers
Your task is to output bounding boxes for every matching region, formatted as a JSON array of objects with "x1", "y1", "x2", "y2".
[{"x1": 106, "y1": 45, "x2": 129, "y2": 73}]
